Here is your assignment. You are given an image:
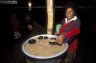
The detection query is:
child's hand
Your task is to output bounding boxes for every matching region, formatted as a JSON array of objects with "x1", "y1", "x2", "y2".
[{"x1": 55, "y1": 35, "x2": 64, "y2": 44}]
